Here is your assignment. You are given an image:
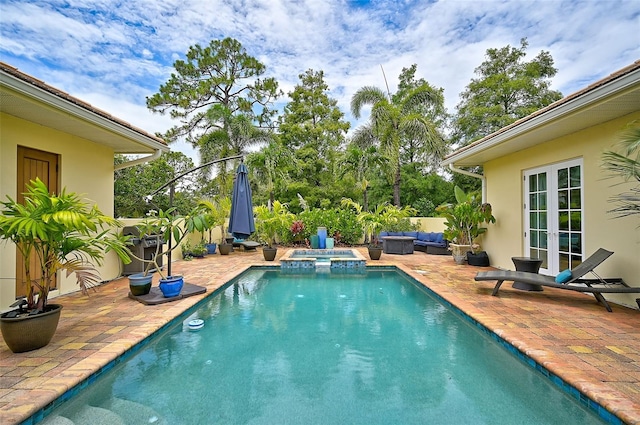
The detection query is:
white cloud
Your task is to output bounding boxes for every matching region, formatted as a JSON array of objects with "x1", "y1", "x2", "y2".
[{"x1": 1, "y1": 0, "x2": 638, "y2": 161}]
